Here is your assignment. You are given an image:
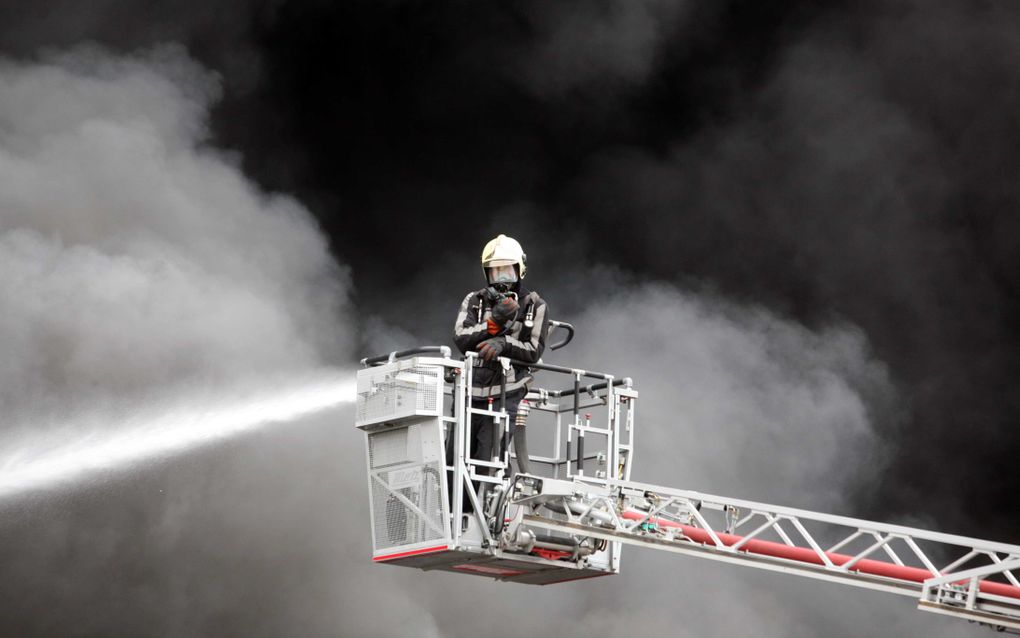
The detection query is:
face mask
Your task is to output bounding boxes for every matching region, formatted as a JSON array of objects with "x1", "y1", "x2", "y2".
[{"x1": 488, "y1": 265, "x2": 518, "y2": 285}]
